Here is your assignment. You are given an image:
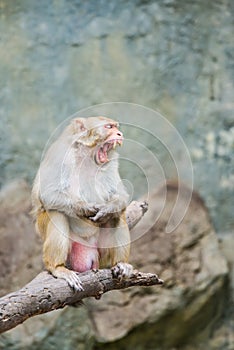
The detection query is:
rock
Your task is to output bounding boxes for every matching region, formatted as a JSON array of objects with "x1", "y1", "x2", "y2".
[
  {"x1": 87, "y1": 17, "x2": 113, "y2": 38},
  {"x1": 219, "y1": 231, "x2": 234, "y2": 293},
  {"x1": 0, "y1": 180, "x2": 95, "y2": 350},
  {"x1": 86, "y1": 183, "x2": 228, "y2": 349},
  {"x1": 0, "y1": 0, "x2": 234, "y2": 236},
  {"x1": 0, "y1": 179, "x2": 43, "y2": 297},
  {"x1": 0, "y1": 182, "x2": 230, "y2": 349}
]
